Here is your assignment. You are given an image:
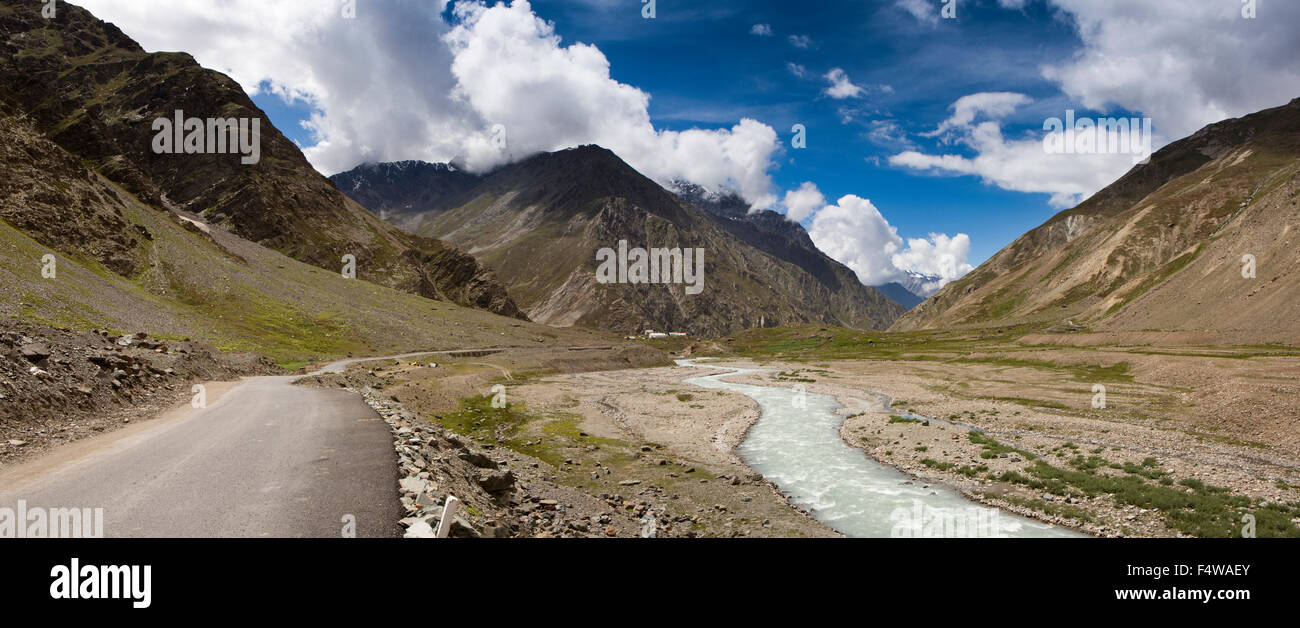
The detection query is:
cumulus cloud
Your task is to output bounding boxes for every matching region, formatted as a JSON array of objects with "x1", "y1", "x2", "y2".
[
  {"x1": 891, "y1": 233, "x2": 974, "y2": 293},
  {"x1": 77, "y1": 0, "x2": 782, "y2": 207},
  {"x1": 823, "y1": 68, "x2": 866, "y2": 100},
  {"x1": 782, "y1": 182, "x2": 826, "y2": 223},
  {"x1": 922, "y1": 92, "x2": 1032, "y2": 139},
  {"x1": 889, "y1": 2, "x2": 1300, "y2": 209},
  {"x1": 788, "y1": 34, "x2": 814, "y2": 49},
  {"x1": 801, "y1": 192, "x2": 972, "y2": 293},
  {"x1": 890, "y1": 92, "x2": 1141, "y2": 208},
  {"x1": 787, "y1": 62, "x2": 808, "y2": 78},
  {"x1": 1042, "y1": 0, "x2": 1300, "y2": 141},
  {"x1": 750, "y1": 23, "x2": 773, "y2": 36}
]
